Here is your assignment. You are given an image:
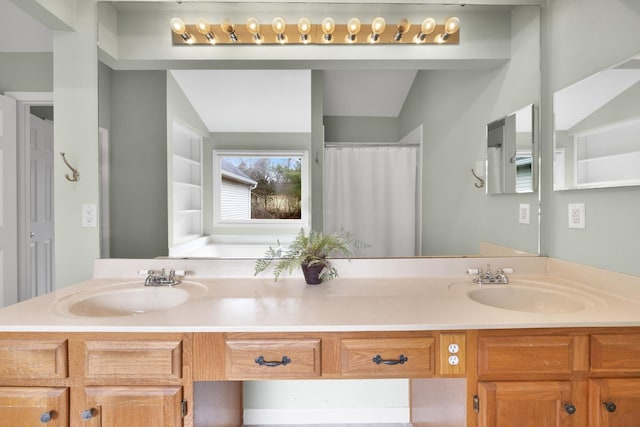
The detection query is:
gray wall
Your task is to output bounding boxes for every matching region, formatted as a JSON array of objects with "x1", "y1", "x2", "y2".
[
  {"x1": 323, "y1": 116, "x2": 399, "y2": 143},
  {"x1": 0, "y1": 53, "x2": 52, "y2": 92},
  {"x1": 107, "y1": 70, "x2": 168, "y2": 258},
  {"x1": 398, "y1": 6, "x2": 540, "y2": 256},
  {"x1": 541, "y1": 0, "x2": 640, "y2": 276}
]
